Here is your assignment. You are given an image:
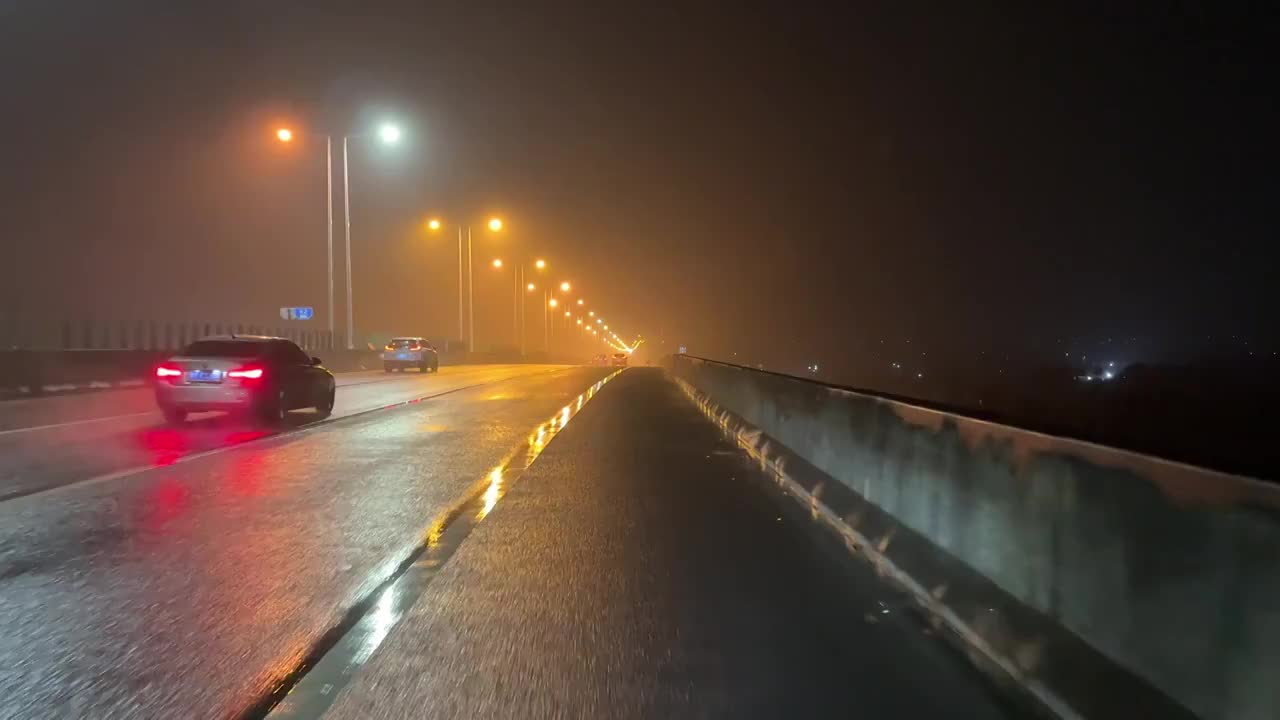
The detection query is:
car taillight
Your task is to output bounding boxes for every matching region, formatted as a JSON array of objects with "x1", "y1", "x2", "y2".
[
  {"x1": 227, "y1": 366, "x2": 265, "y2": 379},
  {"x1": 409, "y1": 345, "x2": 421, "y2": 351},
  {"x1": 156, "y1": 365, "x2": 183, "y2": 378},
  {"x1": 385, "y1": 344, "x2": 395, "y2": 351}
]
